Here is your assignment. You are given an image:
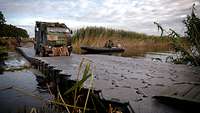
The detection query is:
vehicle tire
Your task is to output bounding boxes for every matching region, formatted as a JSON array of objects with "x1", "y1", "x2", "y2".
[
  {"x1": 68, "y1": 51, "x2": 71, "y2": 56},
  {"x1": 68, "y1": 46, "x2": 72, "y2": 56},
  {"x1": 34, "y1": 44, "x2": 39, "y2": 55},
  {"x1": 39, "y1": 48, "x2": 46, "y2": 57},
  {"x1": 35, "y1": 49, "x2": 39, "y2": 55}
]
